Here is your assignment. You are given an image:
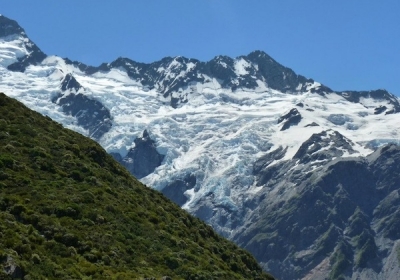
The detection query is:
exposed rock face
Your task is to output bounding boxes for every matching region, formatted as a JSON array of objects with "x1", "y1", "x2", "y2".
[
  {"x1": 339, "y1": 89, "x2": 400, "y2": 114},
  {"x1": 52, "y1": 74, "x2": 112, "y2": 140},
  {"x1": 293, "y1": 130, "x2": 356, "y2": 164},
  {"x1": 161, "y1": 174, "x2": 196, "y2": 206},
  {"x1": 277, "y1": 108, "x2": 302, "y2": 131},
  {"x1": 60, "y1": 73, "x2": 82, "y2": 92},
  {"x1": 117, "y1": 130, "x2": 165, "y2": 179},
  {"x1": 253, "y1": 146, "x2": 287, "y2": 176},
  {"x1": 7, "y1": 43, "x2": 46, "y2": 72},
  {"x1": 233, "y1": 142, "x2": 400, "y2": 280},
  {"x1": 0, "y1": 16, "x2": 24, "y2": 37},
  {"x1": 56, "y1": 93, "x2": 112, "y2": 140},
  {"x1": 374, "y1": 105, "x2": 387, "y2": 114},
  {"x1": 305, "y1": 122, "x2": 319, "y2": 127},
  {"x1": 0, "y1": 15, "x2": 46, "y2": 72}
]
